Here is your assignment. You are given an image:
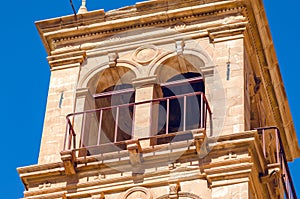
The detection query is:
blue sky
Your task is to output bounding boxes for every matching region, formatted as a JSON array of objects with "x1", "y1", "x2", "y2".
[{"x1": 0, "y1": 0, "x2": 298, "y2": 198}]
